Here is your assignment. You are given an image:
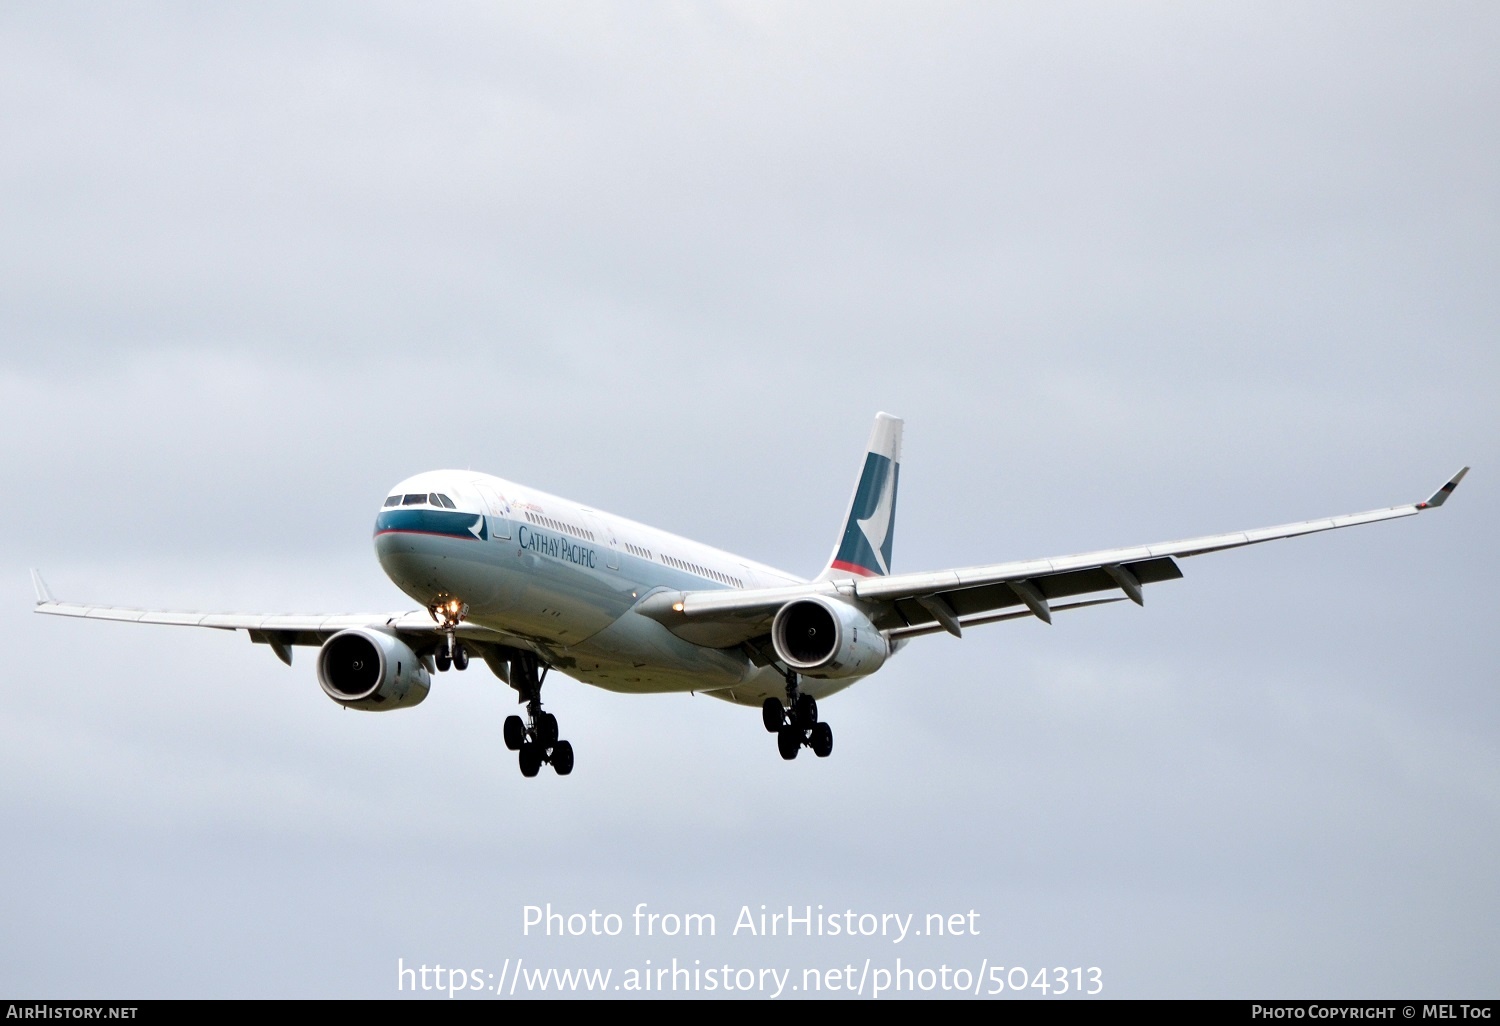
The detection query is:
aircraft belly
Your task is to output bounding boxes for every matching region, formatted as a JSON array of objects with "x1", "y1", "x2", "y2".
[
  {"x1": 699, "y1": 668, "x2": 861, "y2": 708},
  {"x1": 559, "y1": 611, "x2": 753, "y2": 694}
]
